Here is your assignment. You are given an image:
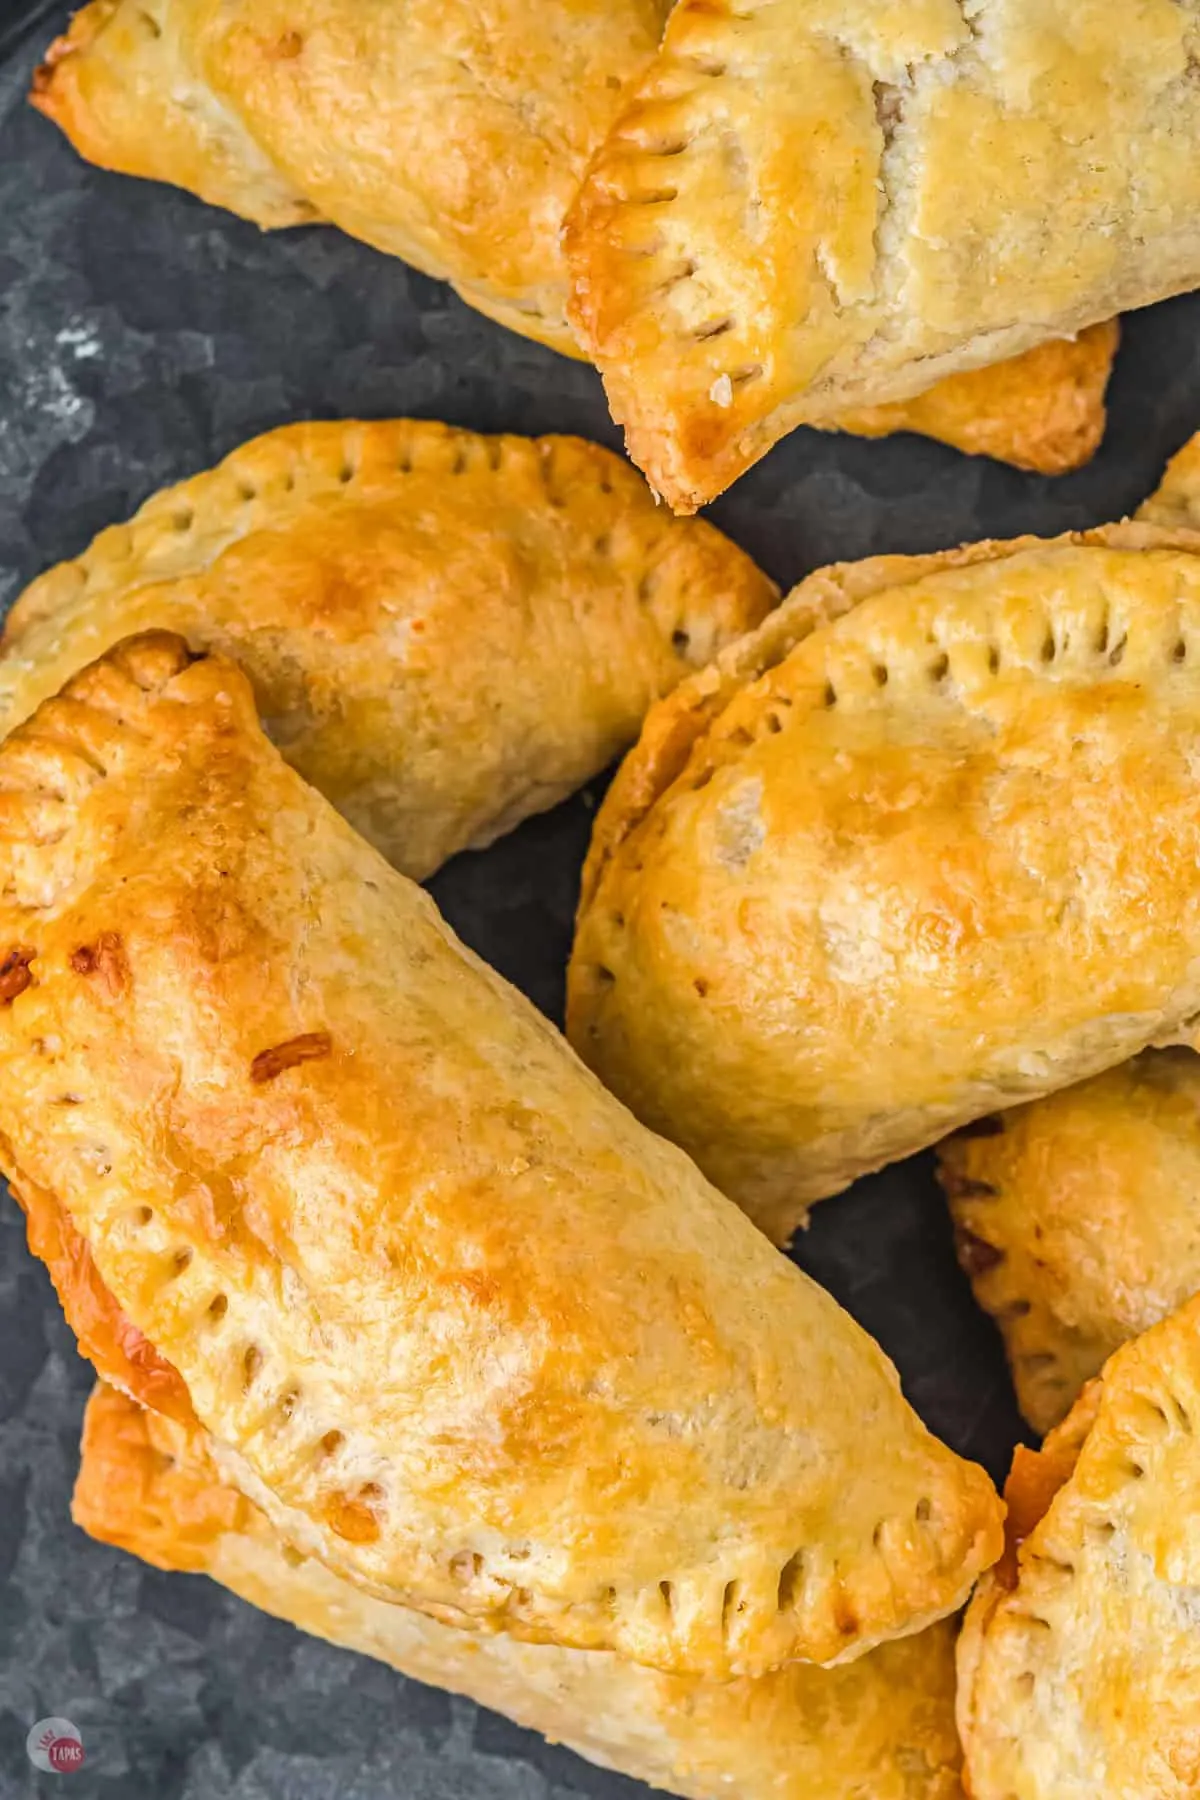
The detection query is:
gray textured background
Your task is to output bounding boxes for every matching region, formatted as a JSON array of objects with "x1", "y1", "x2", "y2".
[{"x1": 4, "y1": 4, "x2": 1200, "y2": 1794}]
